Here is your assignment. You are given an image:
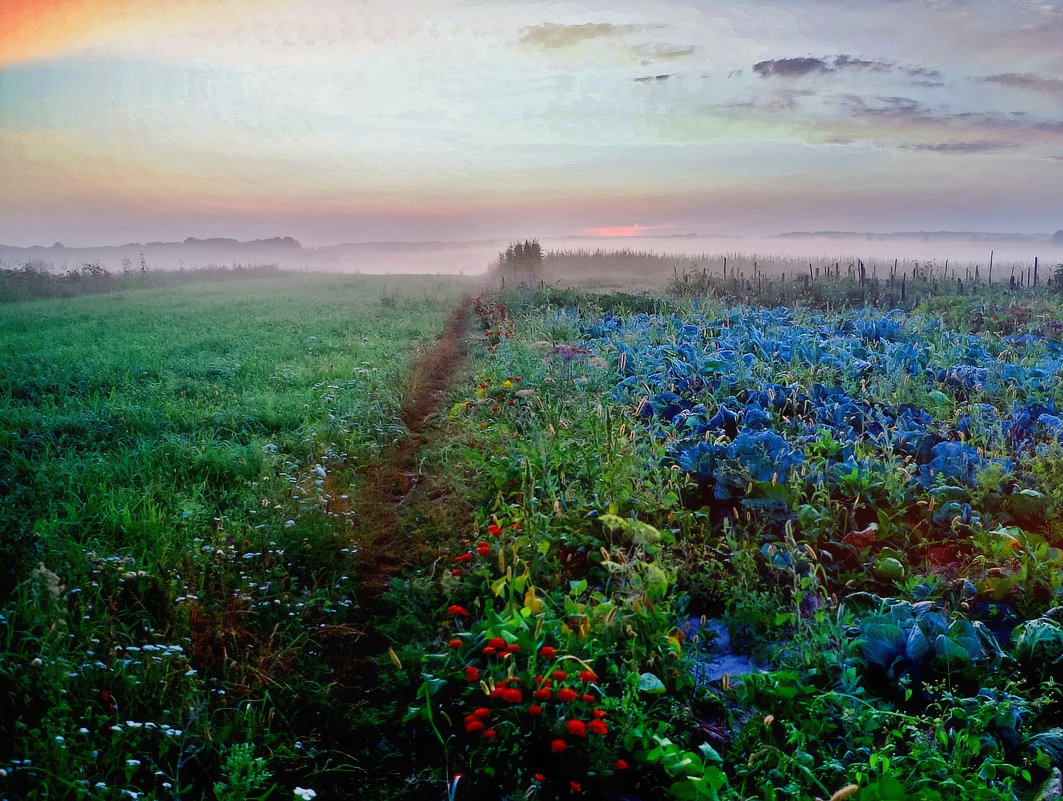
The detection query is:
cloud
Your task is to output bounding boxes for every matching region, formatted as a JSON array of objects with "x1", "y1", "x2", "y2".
[
  {"x1": 904, "y1": 66, "x2": 942, "y2": 80},
  {"x1": 830, "y1": 94, "x2": 1063, "y2": 139},
  {"x1": 899, "y1": 141, "x2": 1019, "y2": 154},
  {"x1": 983, "y1": 72, "x2": 1063, "y2": 96},
  {"x1": 832, "y1": 55, "x2": 893, "y2": 72},
  {"x1": 634, "y1": 45, "x2": 695, "y2": 62},
  {"x1": 714, "y1": 84, "x2": 1063, "y2": 156},
  {"x1": 519, "y1": 22, "x2": 647, "y2": 49},
  {"x1": 753, "y1": 57, "x2": 829, "y2": 78},
  {"x1": 753, "y1": 55, "x2": 941, "y2": 82},
  {"x1": 726, "y1": 88, "x2": 816, "y2": 112},
  {"x1": 830, "y1": 94, "x2": 927, "y2": 116}
]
